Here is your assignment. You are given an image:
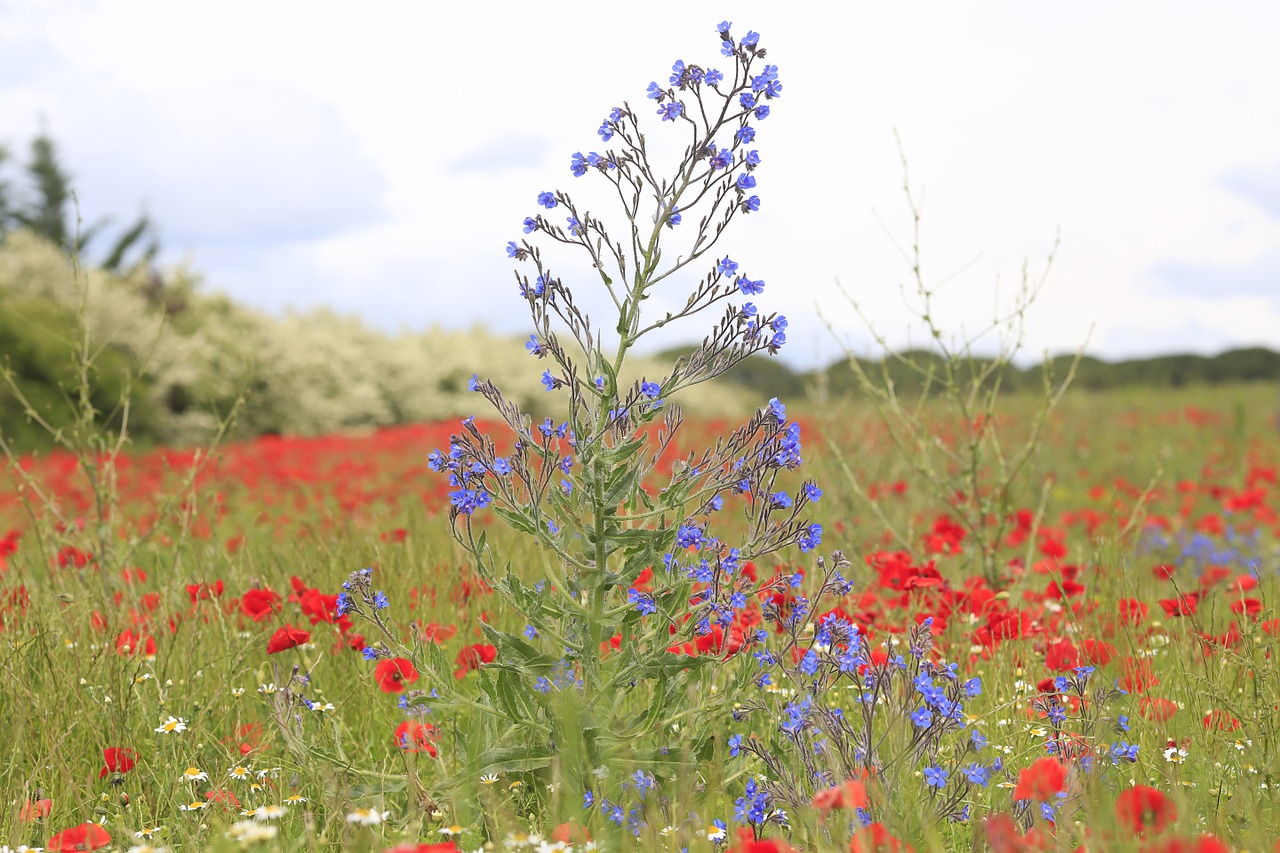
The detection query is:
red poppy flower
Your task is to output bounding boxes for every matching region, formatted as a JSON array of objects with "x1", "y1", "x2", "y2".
[
  {"x1": 1012, "y1": 757, "x2": 1066, "y2": 802},
  {"x1": 1118, "y1": 598, "x2": 1149, "y2": 625},
  {"x1": 1158, "y1": 594, "x2": 1198, "y2": 617},
  {"x1": 1080, "y1": 638, "x2": 1115, "y2": 666},
  {"x1": 419, "y1": 622, "x2": 458, "y2": 643},
  {"x1": 20, "y1": 798, "x2": 52, "y2": 821},
  {"x1": 984, "y1": 814, "x2": 1053, "y2": 853},
  {"x1": 240, "y1": 588, "x2": 282, "y2": 621},
  {"x1": 381, "y1": 843, "x2": 461, "y2": 853},
  {"x1": 1230, "y1": 597, "x2": 1263, "y2": 618},
  {"x1": 850, "y1": 821, "x2": 914, "y2": 853},
  {"x1": 394, "y1": 720, "x2": 438, "y2": 756},
  {"x1": 375, "y1": 657, "x2": 420, "y2": 692},
  {"x1": 812, "y1": 778, "x2": 868, "y2": 812},
  {"x1": 115, "y1": 629, "x2": 157, "y2": 658},
  {"x1": 48, "y1": 822, "x2": 111, "y2": 851},
  {"x1": 550, "y1": 822, "x2": 591, "y2": 845},
  {"x1": 98, "y1": 746, "x2": 138, "y2": 779},
  {"x1": 186, "y1": 581, "x2": 224, "y2": 602},
  {"x1": 1120, "y1": 656, "x2": 1160, "y2": 694},
  {"x1": 266, "y1": 624, "x2": 310, "y2": 654},
  {"x1": 726, "y1": 828, "x2": 800, "y2": 853},
  {"x1": 1115, "y1": 785, "x2": 1176, "y2": 835},
  {"x1": 1044, "y1": 639, "x2": 1079, "y2": 672},
  {"x1": 452, "y1": 643, "x2": 497, "y2": 679},
  {"x1": 1202, "y1": 710, "x2": 1241, "y2": 731},
  {"x1": 1140, "y1": 696, "x2": 1179, "y2": 722},
  {"x1": 1140, "y1": 834, "x2": 1230, "y2": 853}
]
